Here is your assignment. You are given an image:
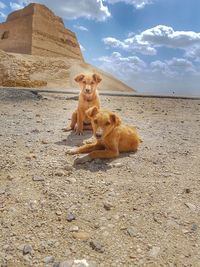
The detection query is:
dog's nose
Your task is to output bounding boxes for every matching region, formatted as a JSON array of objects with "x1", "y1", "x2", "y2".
[
  {"x1": 86, "y1": 88, "x2": 90, "y2": 93},
  {"x1": 95, "y1": 133, "x2": 102, "y2": 139}
]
